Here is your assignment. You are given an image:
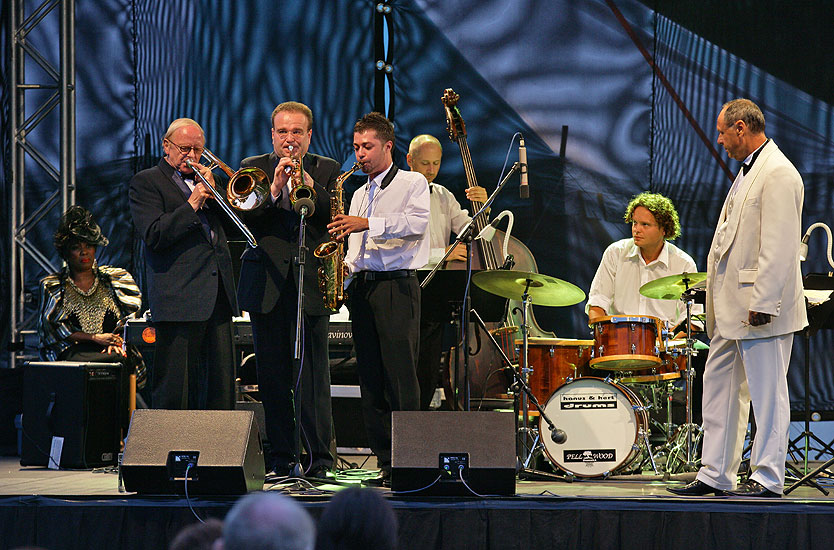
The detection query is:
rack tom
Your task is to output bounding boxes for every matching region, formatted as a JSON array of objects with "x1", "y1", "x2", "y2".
[
  {"x1": 589, "y1": 315, "x2": 664, "y2": 371},
  {"x1": 515, "y1": 338, "x2": 592, "y2": 404}
]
